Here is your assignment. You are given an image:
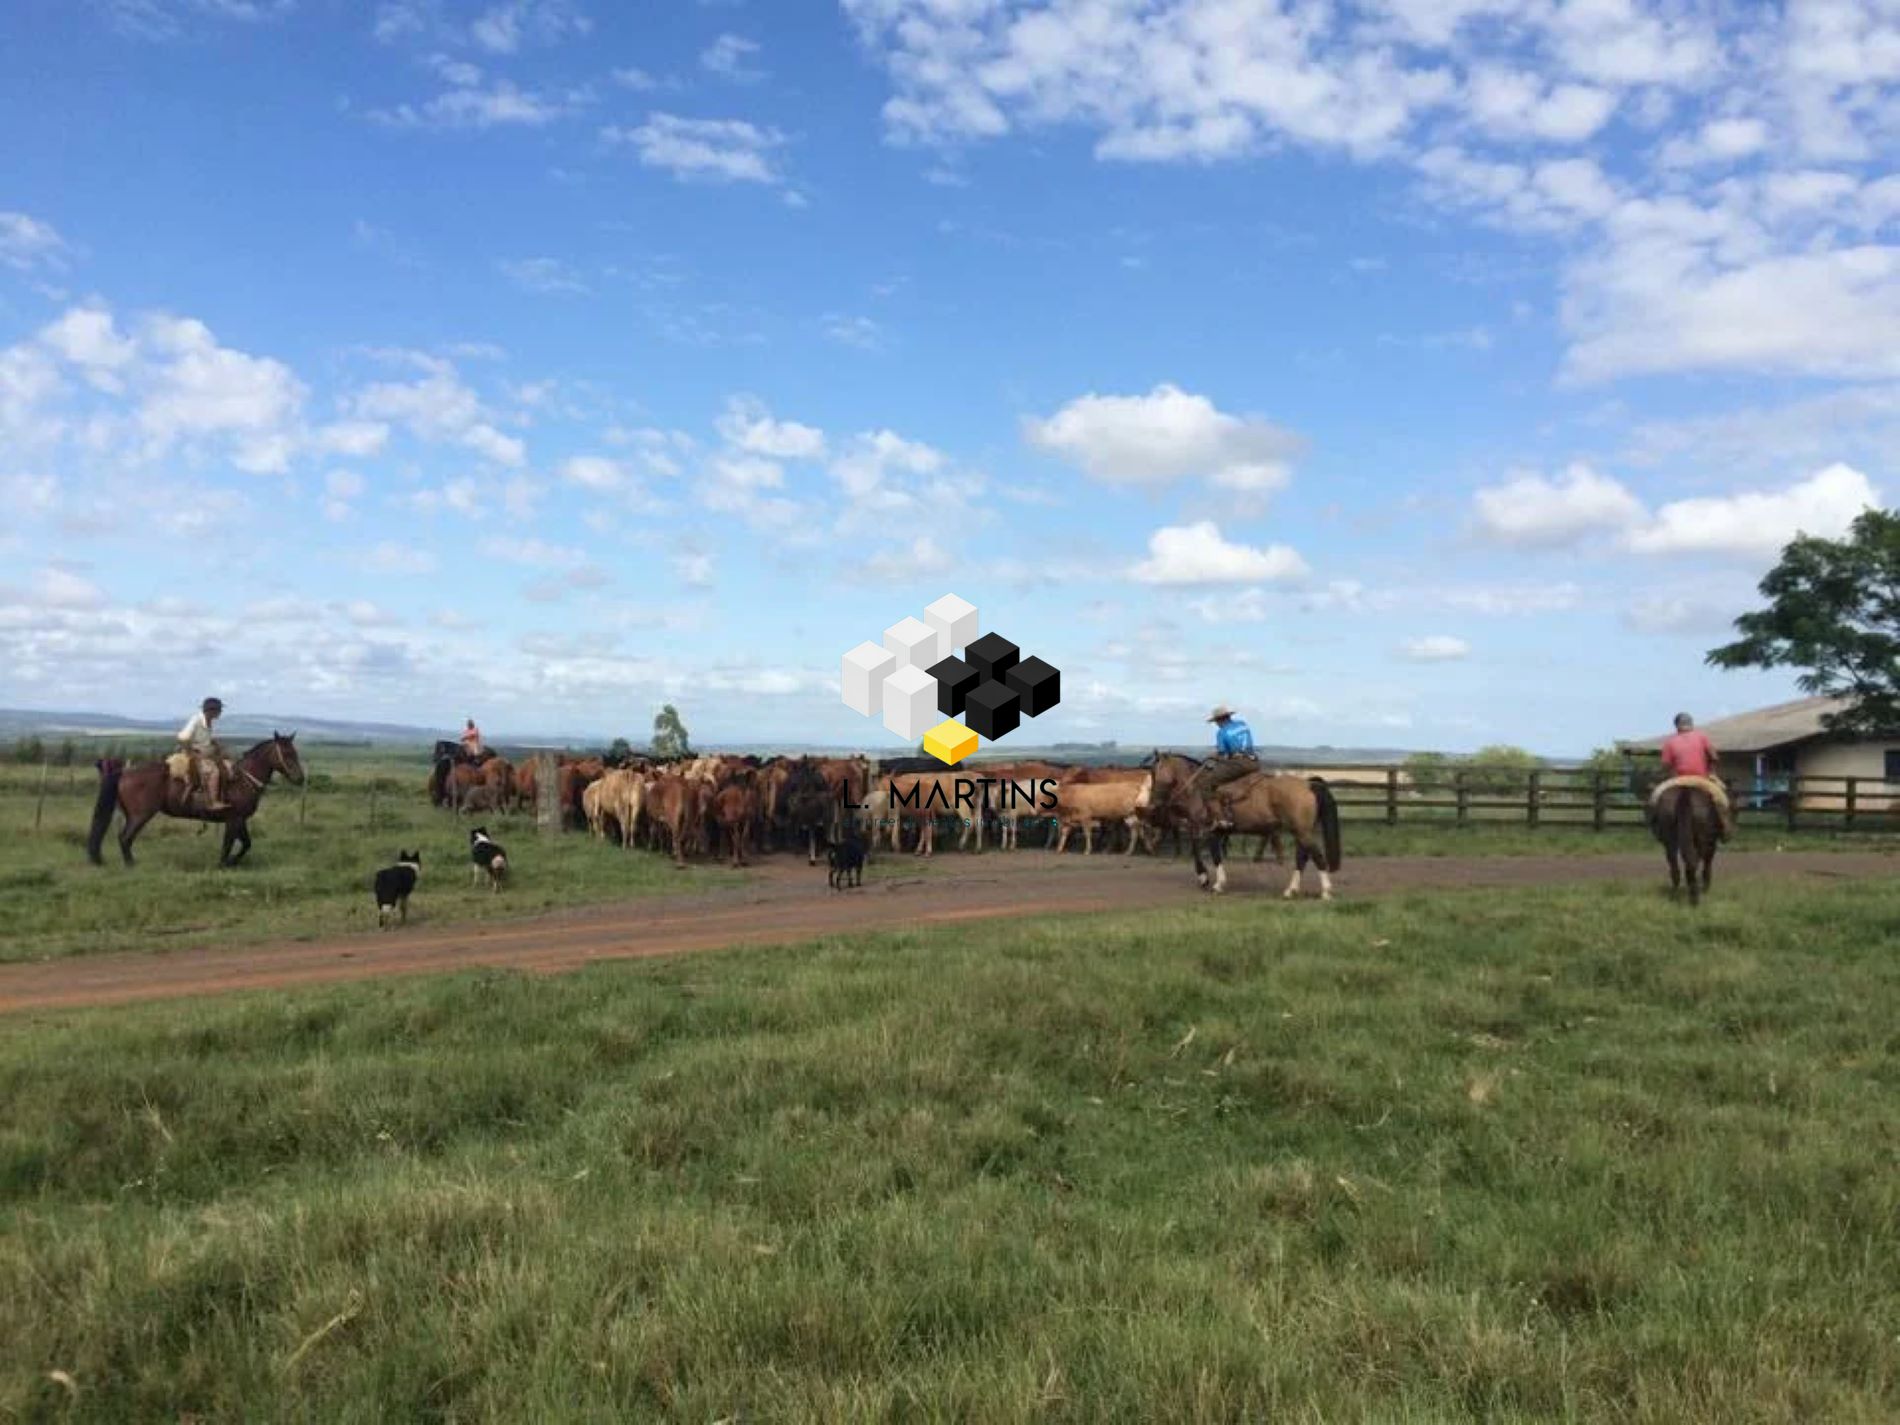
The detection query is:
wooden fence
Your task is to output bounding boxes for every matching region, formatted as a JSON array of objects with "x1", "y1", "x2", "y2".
[{"x1": 1296, "y1": 766, "x2": 1900, "y2": 832}]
